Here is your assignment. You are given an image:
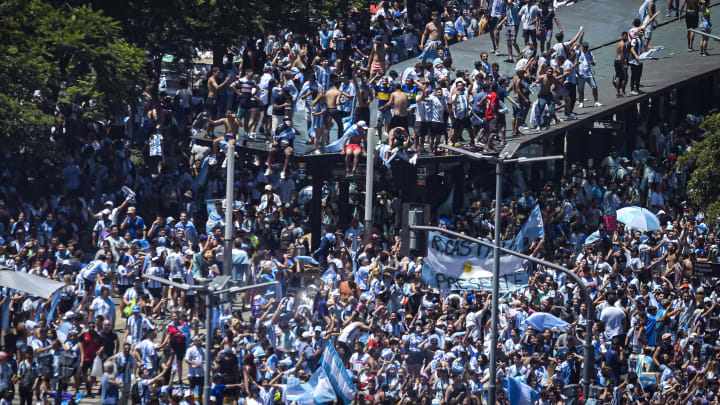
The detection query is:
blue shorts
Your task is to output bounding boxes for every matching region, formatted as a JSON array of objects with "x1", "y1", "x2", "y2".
[
  {"x1": 376, "y1": 108, "x2": 393, "y2": 126},
  {"x1": 512, "y1": 98, "x2": 529, "y2": 119},
  {"x1": 578, "y1": 76, "x2": 597, "y2": 90}
]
